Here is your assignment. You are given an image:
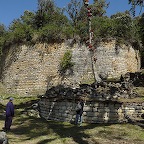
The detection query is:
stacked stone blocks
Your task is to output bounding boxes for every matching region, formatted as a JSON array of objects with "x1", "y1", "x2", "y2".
[{"x1": 39, "y1": 98, "x2": 144, "y2": 124}]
